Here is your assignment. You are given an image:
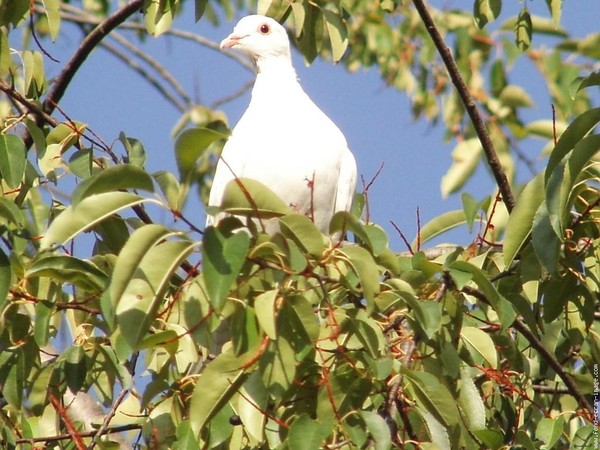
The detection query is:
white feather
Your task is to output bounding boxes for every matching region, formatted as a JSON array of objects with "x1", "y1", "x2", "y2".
[{"x1": 207, "y1": 15, "x2": 357, "y2": 234}]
